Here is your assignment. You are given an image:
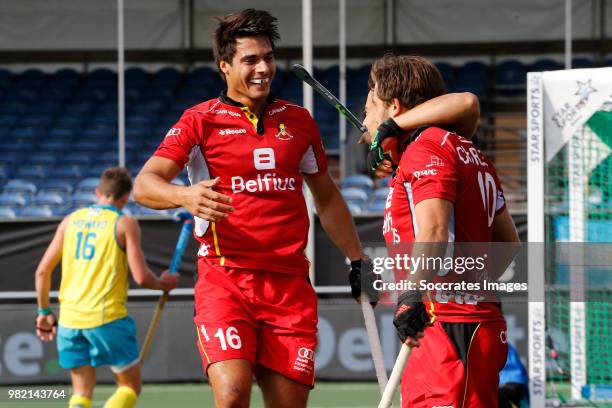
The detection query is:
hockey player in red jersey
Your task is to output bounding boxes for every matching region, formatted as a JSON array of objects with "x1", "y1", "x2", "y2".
[{"x1": 362, "y1": 54, "x2": 520, "y2": 408}]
